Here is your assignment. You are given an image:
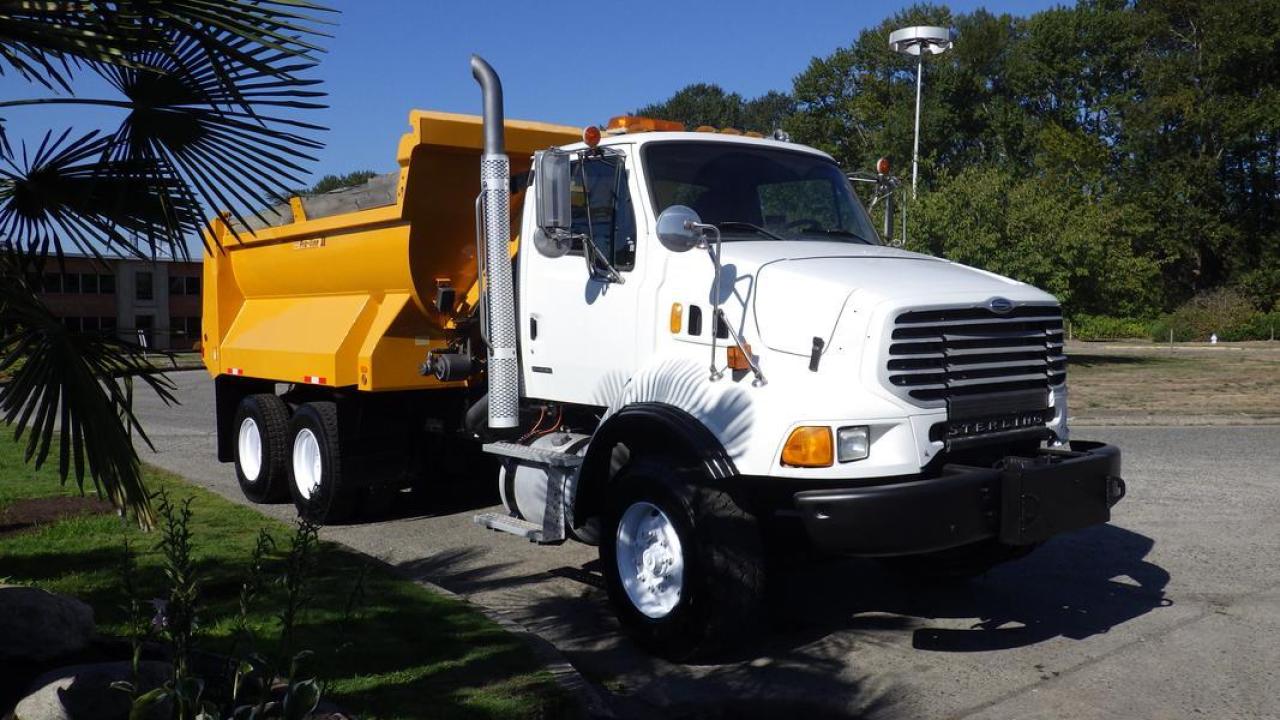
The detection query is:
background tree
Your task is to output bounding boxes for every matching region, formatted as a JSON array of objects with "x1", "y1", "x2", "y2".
[
  {"x1": 634, "y1": 84, "x2": 796, "y2": 134},
  {"x1": 636, "y1": 0, "x2": 1280, "y2": 318},
  {"x1": 0, "y1": 1, "x2": 332, "y2": 523}
]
